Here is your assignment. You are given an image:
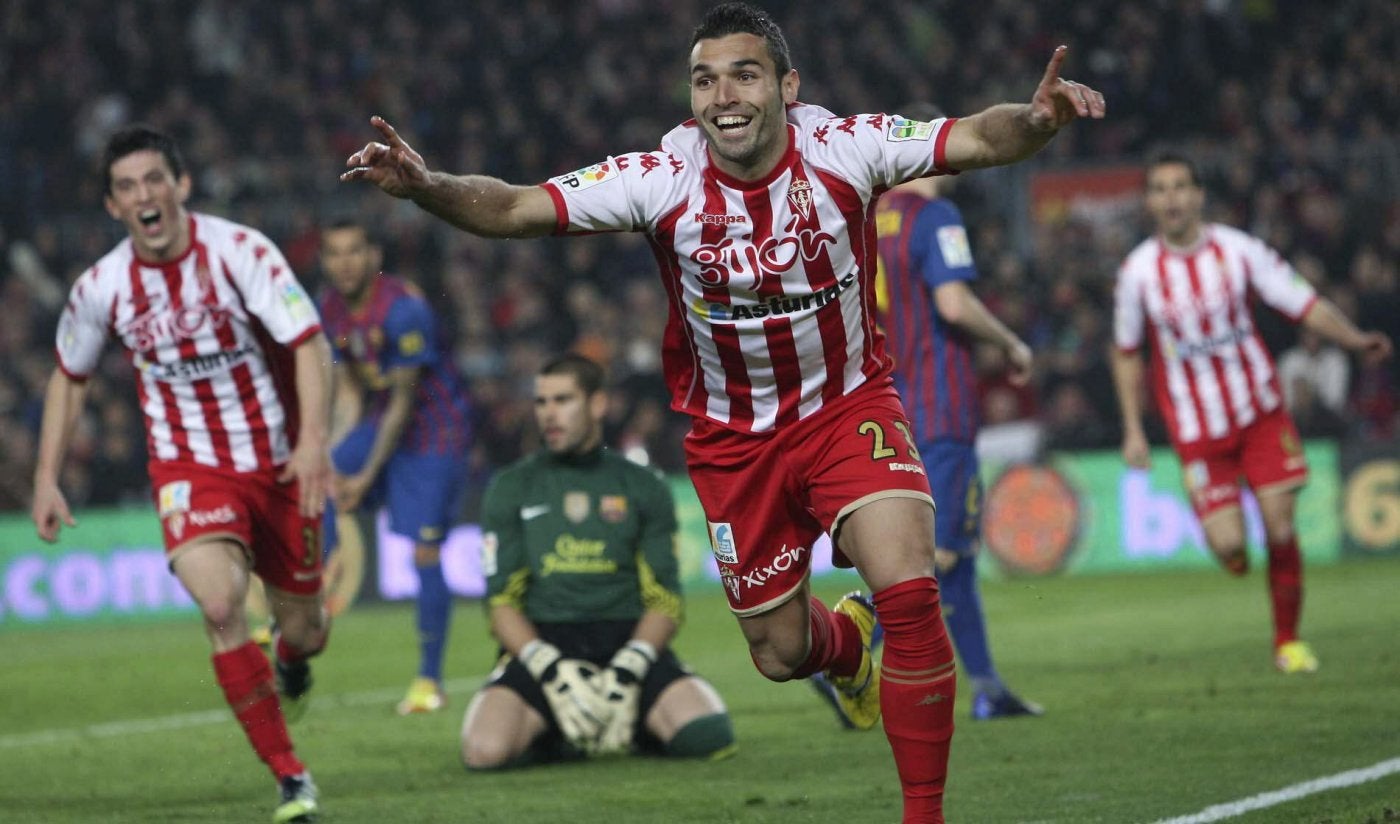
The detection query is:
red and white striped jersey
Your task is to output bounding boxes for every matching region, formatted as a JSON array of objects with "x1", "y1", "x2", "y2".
[
  {"x1": 541, "y1": 103, "x2": 958, "y2": 434},
  {"x1": 56, "y1": 213, "x2": 323, "y2": 471},
  {"x1": 1113, "y1": 223, "x2": 1317, "y2": 445}
]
